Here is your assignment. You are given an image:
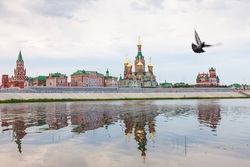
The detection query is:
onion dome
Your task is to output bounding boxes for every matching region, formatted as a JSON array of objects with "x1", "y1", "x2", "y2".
[
  {"x1": 148, "y1": 63, "x2": 153, "y2": 67},
  {"x1": 127, "y1": 63, "x2": 132, "y2": 68},
  {"x1": 124, "y1": 54, "x2": 129, "y2": 65},
  {"x1": 124, "y1": 60, "x2": 129, "y2": 65},
  {"x1": 137, "y1": 61, "x2": 143, "y2": 66},
  {"x1": 148, "y1": 57, "x2": 153, "y2": 67}
]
